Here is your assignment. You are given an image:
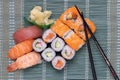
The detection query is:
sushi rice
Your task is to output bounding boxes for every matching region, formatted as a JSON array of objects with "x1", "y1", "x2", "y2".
[
  {"x1": 52, "y1": 56, "x2": 66, "y2": 70},
  {"x1": 61, "y1": 45, "x2": 75, "y2": 60},
  {"x1": 42, "y1": 29, "x2": 56, "y2": 43},
  {"x1": 33, "y1": 38, "x2": 47, "y2": 52},
  {"x1": 41, "y1": 48, "x2": 56, "y2": 62},
  {"x1": 51, "y1": 37, "x2": 65, "y2": 52}
]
